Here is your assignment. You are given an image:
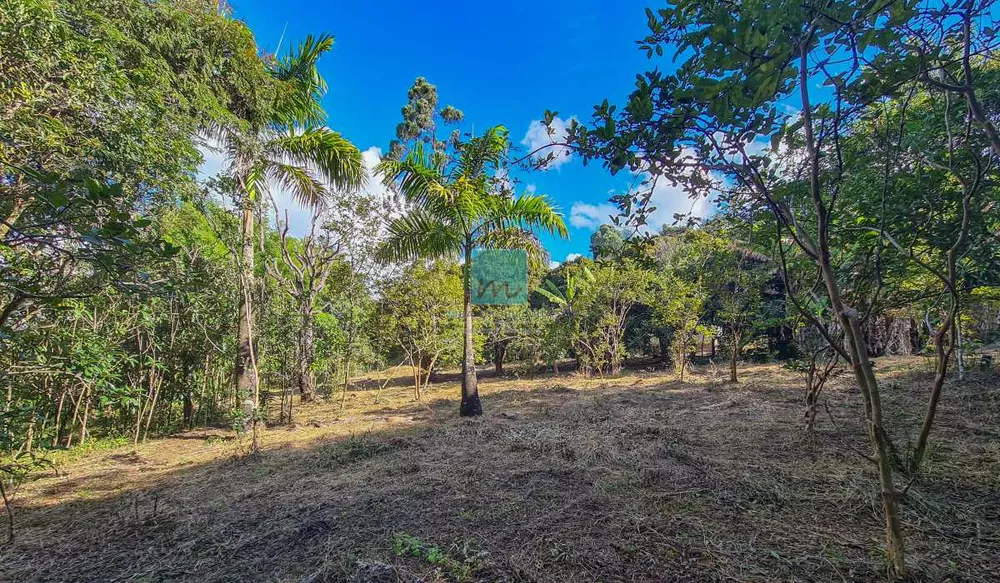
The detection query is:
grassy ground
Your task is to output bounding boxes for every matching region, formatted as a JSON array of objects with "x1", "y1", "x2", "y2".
[{"x1": 2, "y1": 357, "x2": 998, "y2": 582}]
